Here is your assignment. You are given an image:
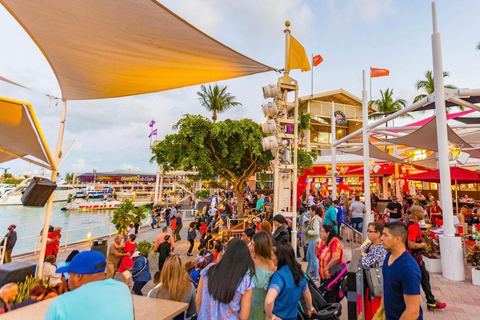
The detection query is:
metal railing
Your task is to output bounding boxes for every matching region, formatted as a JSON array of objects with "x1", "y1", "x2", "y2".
[
  {"x1": 340, "y1": 222, "x2": 363, "y2": 257},
  {"x1": 0, "y1": 237, "x2": 7, "y2": 265}
]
